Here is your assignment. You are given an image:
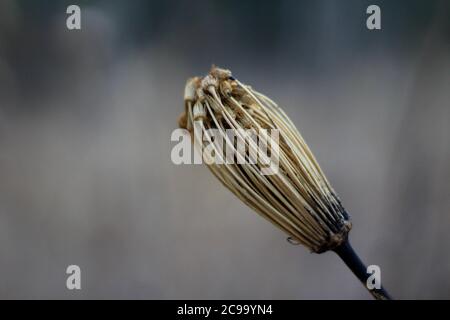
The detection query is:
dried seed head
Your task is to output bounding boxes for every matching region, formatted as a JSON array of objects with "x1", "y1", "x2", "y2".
[{"x1": 179, "y1": 66, "x2": 351, "y2": 253}]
